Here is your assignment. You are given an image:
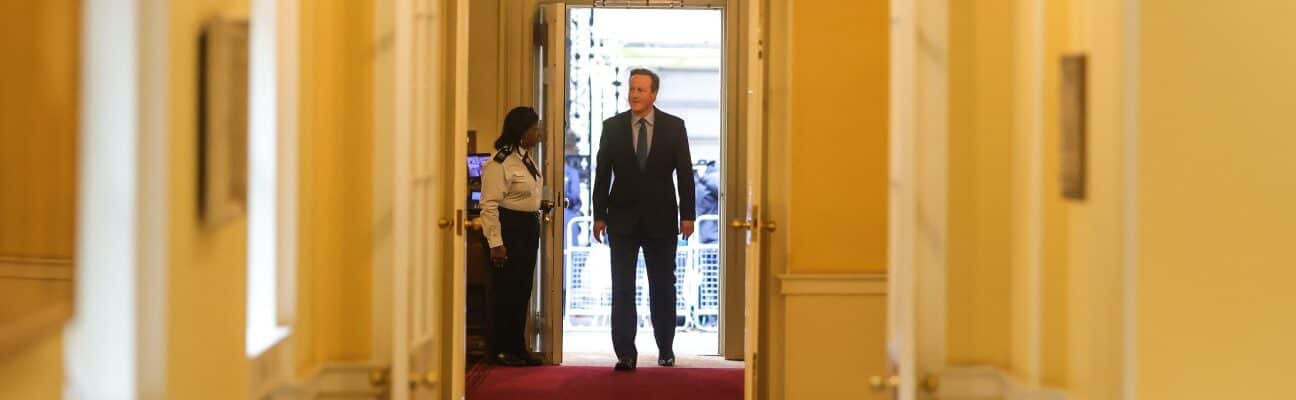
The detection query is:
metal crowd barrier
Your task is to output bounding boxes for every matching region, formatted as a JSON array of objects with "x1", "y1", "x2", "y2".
[{"x1": 563, "y1": 215, "x2": 722, "y2": 331}]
